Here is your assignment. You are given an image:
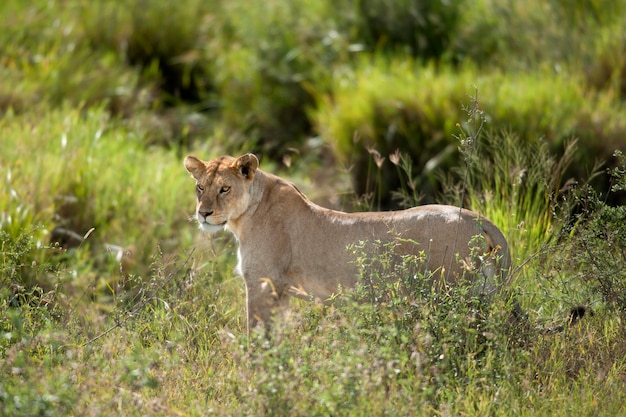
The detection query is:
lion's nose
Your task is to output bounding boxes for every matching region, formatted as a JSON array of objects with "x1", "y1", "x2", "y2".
[{"x1": 198, "y1": 210, "x2": 213, "y2": 219}]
